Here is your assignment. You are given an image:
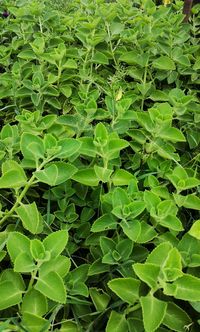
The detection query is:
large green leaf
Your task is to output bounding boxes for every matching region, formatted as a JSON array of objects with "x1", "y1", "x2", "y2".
[
  {"x1": 34, "y1": 271, "x2": 66, "y2": 303},
  {"x1": 7, "y1": 232, "x2": 30, "y2": 263},
  {"x1": 16, "y1": 202, "x2": 43, "y2": 234},
  {"x1": 22, "y1": 312, "x2": 50, "y2": 332},
  {"x1": 163, "y1": 302, "x2": 191, "y2": 332},
  {"x1": 133, "y1": 263, "x2": 160, "y2": 289},
  {"x1": 140, "y1": 294, "x2": 167, "y2": 332},
  {"x1": 0, "y1": 160, "x2": 27, "y2": 188},
  {"x1": 72, "y1": 168, "x2": 99, "y2": 186},
  {"x1": 35, "y1": 162, "x2": 77, "y2": 186},
  {"x1": 163, "y1": 274, "x2": 200, "y2": 301},
  {"x1": 0, "y1": 281, "x2": 22, "y2": 310},
  {"x1": 152, "y1": 56, "x2": 176, "y2": 70},
  {"x1": 20, "y1": 133, "x2": 45, "y2": 160},
  {"x1": 108, "y1": 278, "x2": 140, "y2": 304},
  {"x1": 106, "y1": 311, "x2": 128, "y2": 332},
  {"x1": 43, "y1": 230, "x2": 68, "y2": 258},
  {"x1": 21, "y1": 289, "x2": 48, "y2": 316}
]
